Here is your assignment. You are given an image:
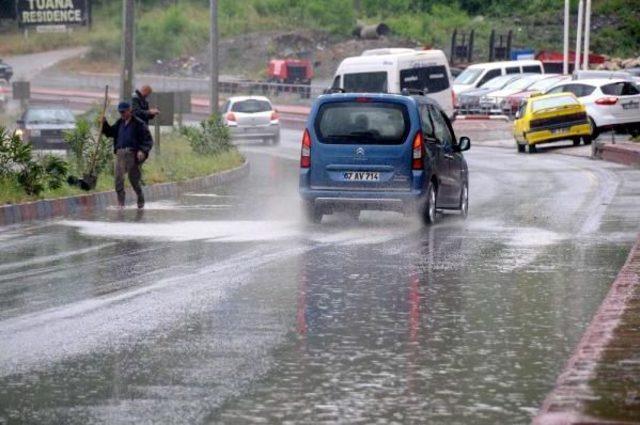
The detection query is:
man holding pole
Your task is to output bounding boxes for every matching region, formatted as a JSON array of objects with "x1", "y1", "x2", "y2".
[{"x1": 102, "y1": 102, "x2": 153, "y2": 209}]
